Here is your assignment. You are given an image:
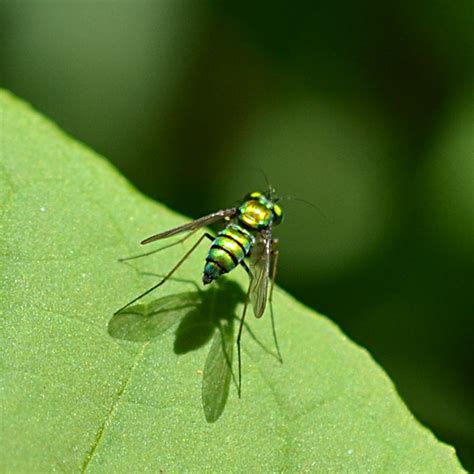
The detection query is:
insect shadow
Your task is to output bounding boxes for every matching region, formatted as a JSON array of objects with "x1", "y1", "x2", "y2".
[{"x1": 108, "y1": 279, "x2": 273, "y2": 422}]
